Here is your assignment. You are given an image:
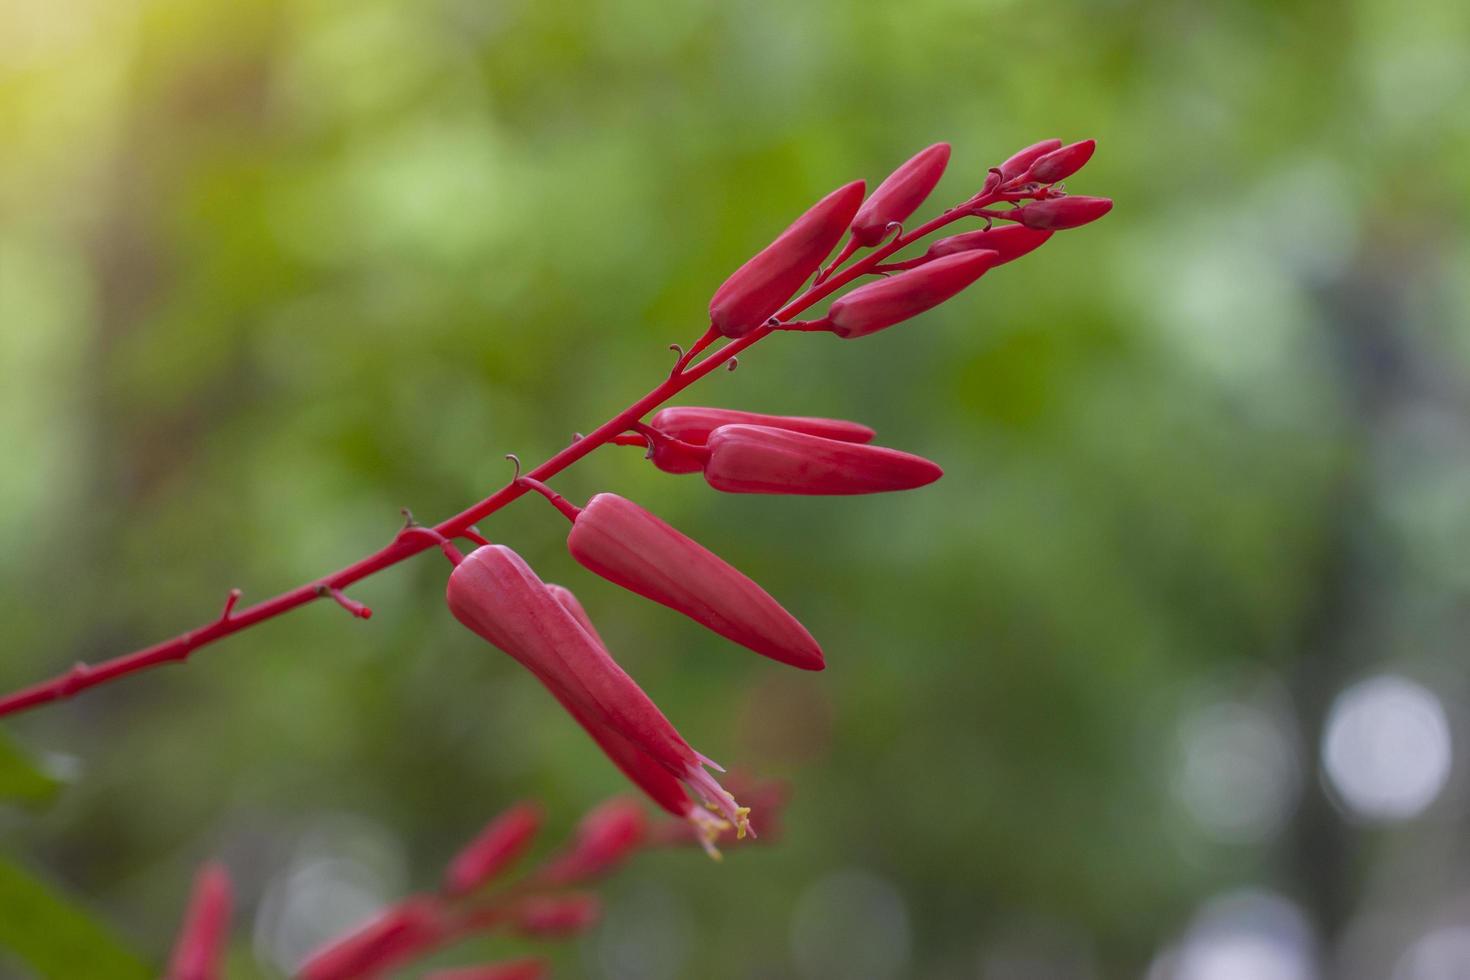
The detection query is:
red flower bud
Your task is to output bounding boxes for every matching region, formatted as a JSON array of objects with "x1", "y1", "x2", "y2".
[
  {"x1": 822, "y1": 250, "x2": 999, "y2": 339},
  {"x1": 702, "y1": 425, "x2": 942, "y2": 495},
  {"x1": 849, "y1": 142, "x2": 951, "y2": 246},
  {"x1": 425, "y1": 960, "x2": 550, "y2": 980},
  {"x1": 538, "y1": 797, "x2": 647, "y2": 885},
  {"x1": 709, "y1": 180, "x2": 866, "y2": 337},
  {"x1": 1010, "y1": 195, "x2": 1113, "y2": 230},
  {"x1": 563, "y1": 493, "x2": 824, "y2": 671},
  {"x1": 299, "y1": 898, "x2": 446, "y2": 980},
  {"x1": 999, "y1": 138, "x2": 1061, "y2": 181},
  {"x1": 925, "y1": 224, "x2": 1052, "y2": 265},
  {"x1": 1029, "y1": 139, "x2": 1095, "y2": 183},
  {"x1": 649, "y1": 406, "x2": 876, "y2": 445},
  {"x1": 166, "y1": 862, "x2": 232, "y2": 980},
  {"x1": 510, "y1": 894, "x2": 602, "y2": 939},
  {"x1": 443, "y1": 802, "x2": 543, "y2": 897},
  {"x1": 447, "y1": 545, "x2": 750, "y2": 833}
]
